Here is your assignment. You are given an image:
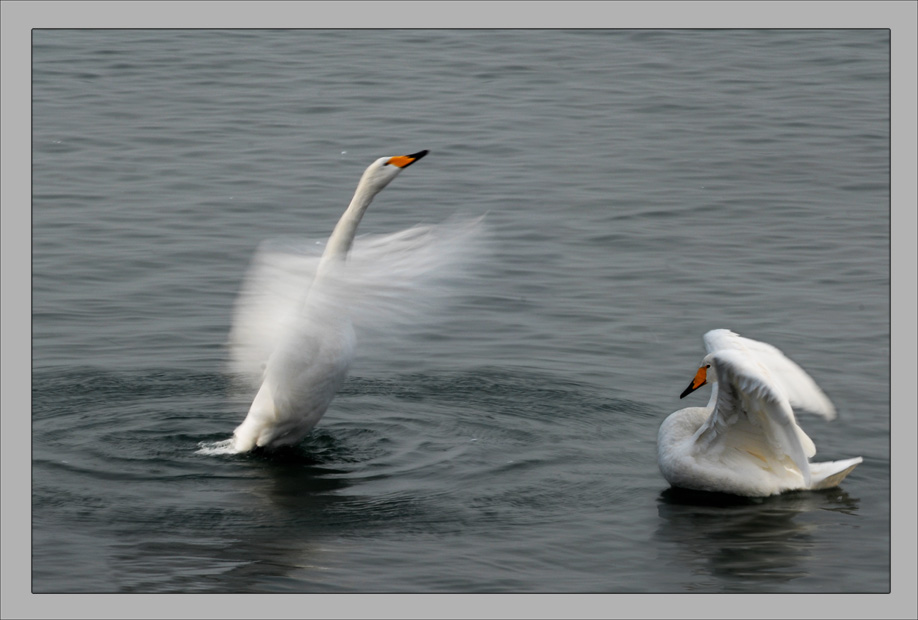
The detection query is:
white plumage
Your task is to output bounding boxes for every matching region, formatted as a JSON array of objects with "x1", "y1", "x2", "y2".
[
  {"x1": 227, "y1": 150, "x2": 483, "y2": 452},
  {"x1": 657, "y1": 329, "x2": 862, "y2": 496}
]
